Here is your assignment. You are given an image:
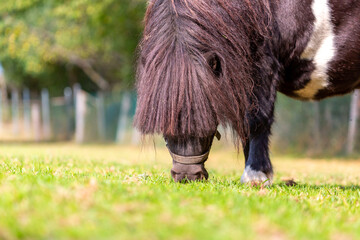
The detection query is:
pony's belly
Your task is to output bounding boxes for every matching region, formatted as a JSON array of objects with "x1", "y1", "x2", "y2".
[{"x1": 293, "y1": 0, "x2": 336, "y2": 100}]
